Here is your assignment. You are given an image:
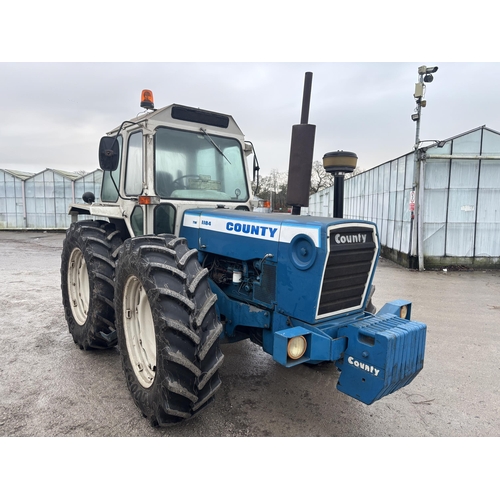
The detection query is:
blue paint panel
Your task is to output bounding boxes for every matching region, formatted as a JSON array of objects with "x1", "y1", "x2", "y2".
[
  {"x1": 180, "y1": 209, "x2": 328, "y2": 262},
  {"x1": 276, "y1": 236, "x2": 328, "y2": 323}
]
